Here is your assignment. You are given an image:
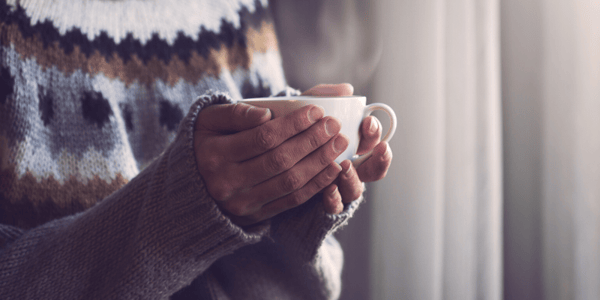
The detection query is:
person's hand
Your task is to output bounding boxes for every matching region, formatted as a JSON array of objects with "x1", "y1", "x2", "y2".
[
  {"x1": 301, "y1": 84, "x2": 393, "y2": 214},
  {"x1": 194, "y1": 101, "x2": 349, "y2": 226}
]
